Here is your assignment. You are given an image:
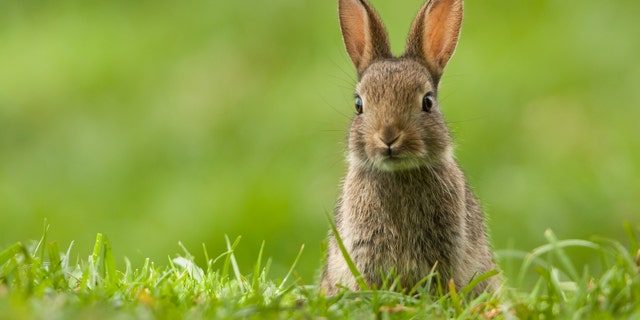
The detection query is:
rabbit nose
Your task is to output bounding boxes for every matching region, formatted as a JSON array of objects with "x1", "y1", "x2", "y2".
[
  {"x1": 379, "y1": 134, "x2": 400, "y2": 147},
  {"x1": 379, "y1": 126, "x2": 400, "y2": 147}
]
